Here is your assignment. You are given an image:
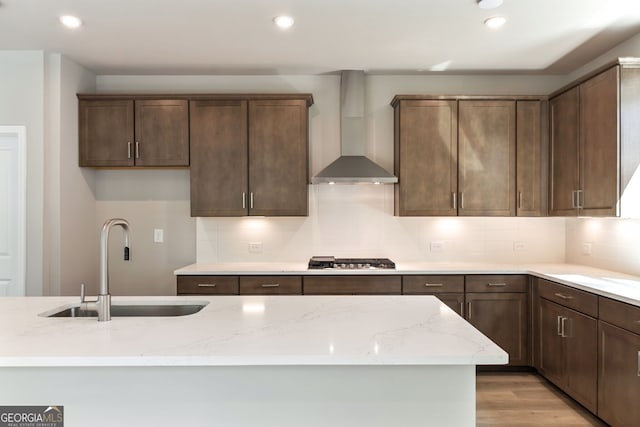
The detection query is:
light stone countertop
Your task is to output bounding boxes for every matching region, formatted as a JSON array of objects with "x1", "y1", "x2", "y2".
[
  {"x1": 0, "y1": 295, "x2": 507, "y2": 368},
  {"x1": 175, "y1": 262, "x2": 640, "y2": 307}
]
